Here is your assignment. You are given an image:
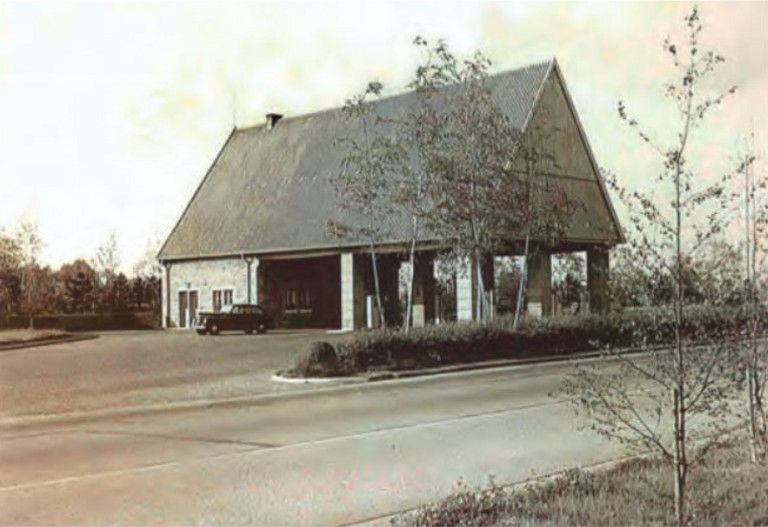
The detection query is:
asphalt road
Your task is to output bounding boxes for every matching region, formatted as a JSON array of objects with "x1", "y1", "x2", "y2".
[
  {"x1": 0, "y1": 330, "x2": 348, "y2": 419},
  {"x1": 0, "y1": 331, "x2": 623, "y2": 526}
]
